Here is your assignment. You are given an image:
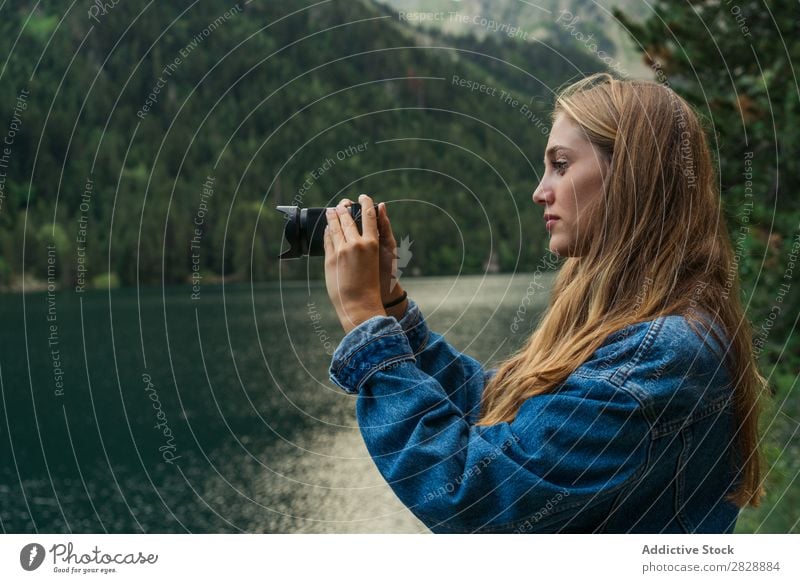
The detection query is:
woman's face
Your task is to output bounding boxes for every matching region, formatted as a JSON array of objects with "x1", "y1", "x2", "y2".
[{"x1": 533, "y1": 112, "x2": 610, "y2": 257}]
